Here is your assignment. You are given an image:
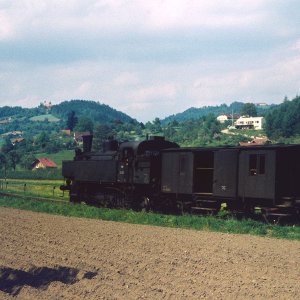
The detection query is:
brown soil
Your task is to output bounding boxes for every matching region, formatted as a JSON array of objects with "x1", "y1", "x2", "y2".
[{"x1": 0, "y1": 207, "x2": 299, "y2": 299}]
